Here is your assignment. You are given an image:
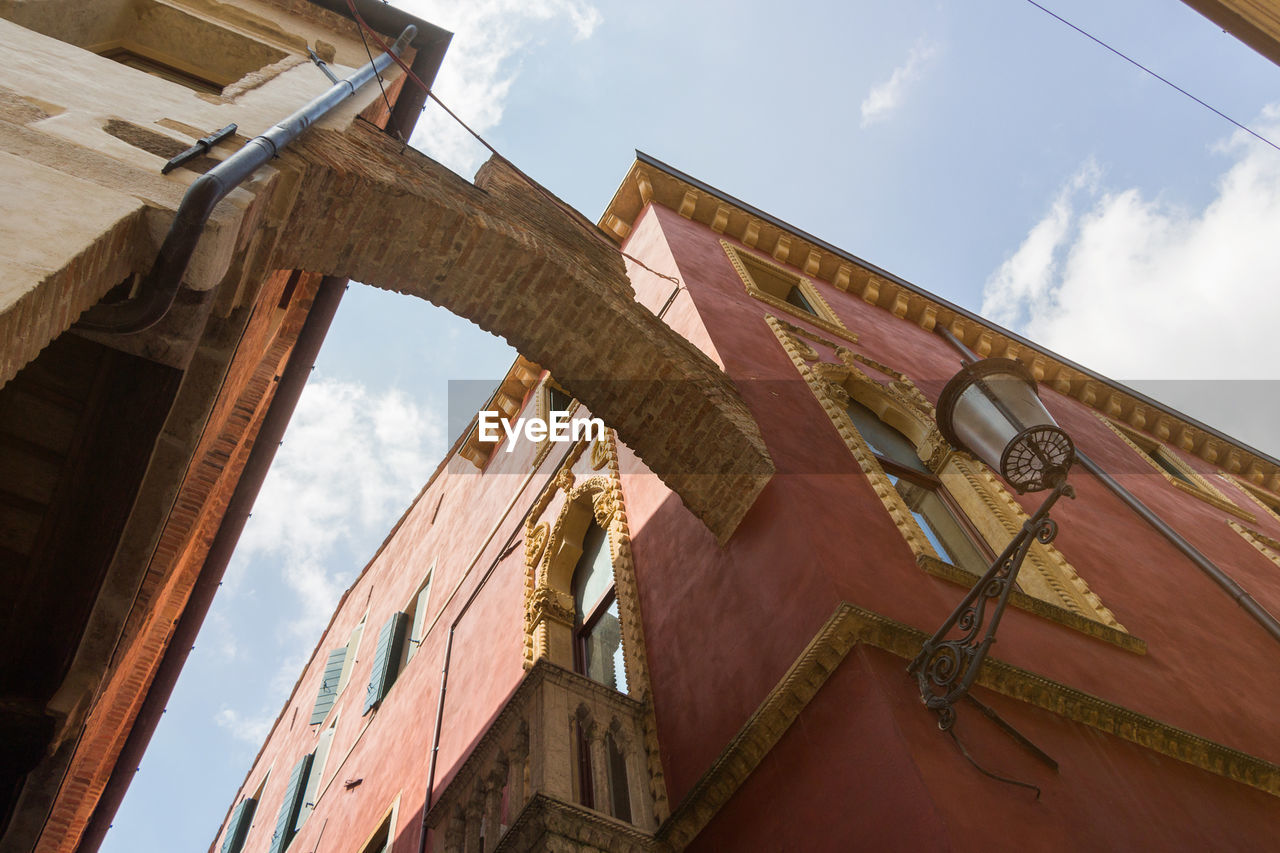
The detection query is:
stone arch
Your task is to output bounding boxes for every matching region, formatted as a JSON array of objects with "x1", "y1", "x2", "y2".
[{"x1": 275, "y1": 124, "x2": 773, "y2": 543}]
